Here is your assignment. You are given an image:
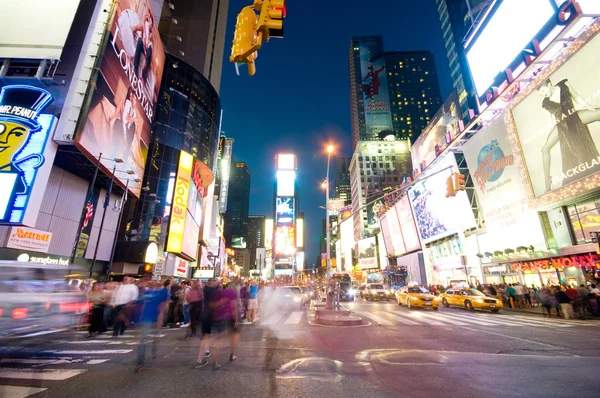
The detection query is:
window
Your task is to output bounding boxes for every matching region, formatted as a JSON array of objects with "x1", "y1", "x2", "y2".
[{"x1": 567, "y1": 198, "x2": 600, "y2": 244}]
